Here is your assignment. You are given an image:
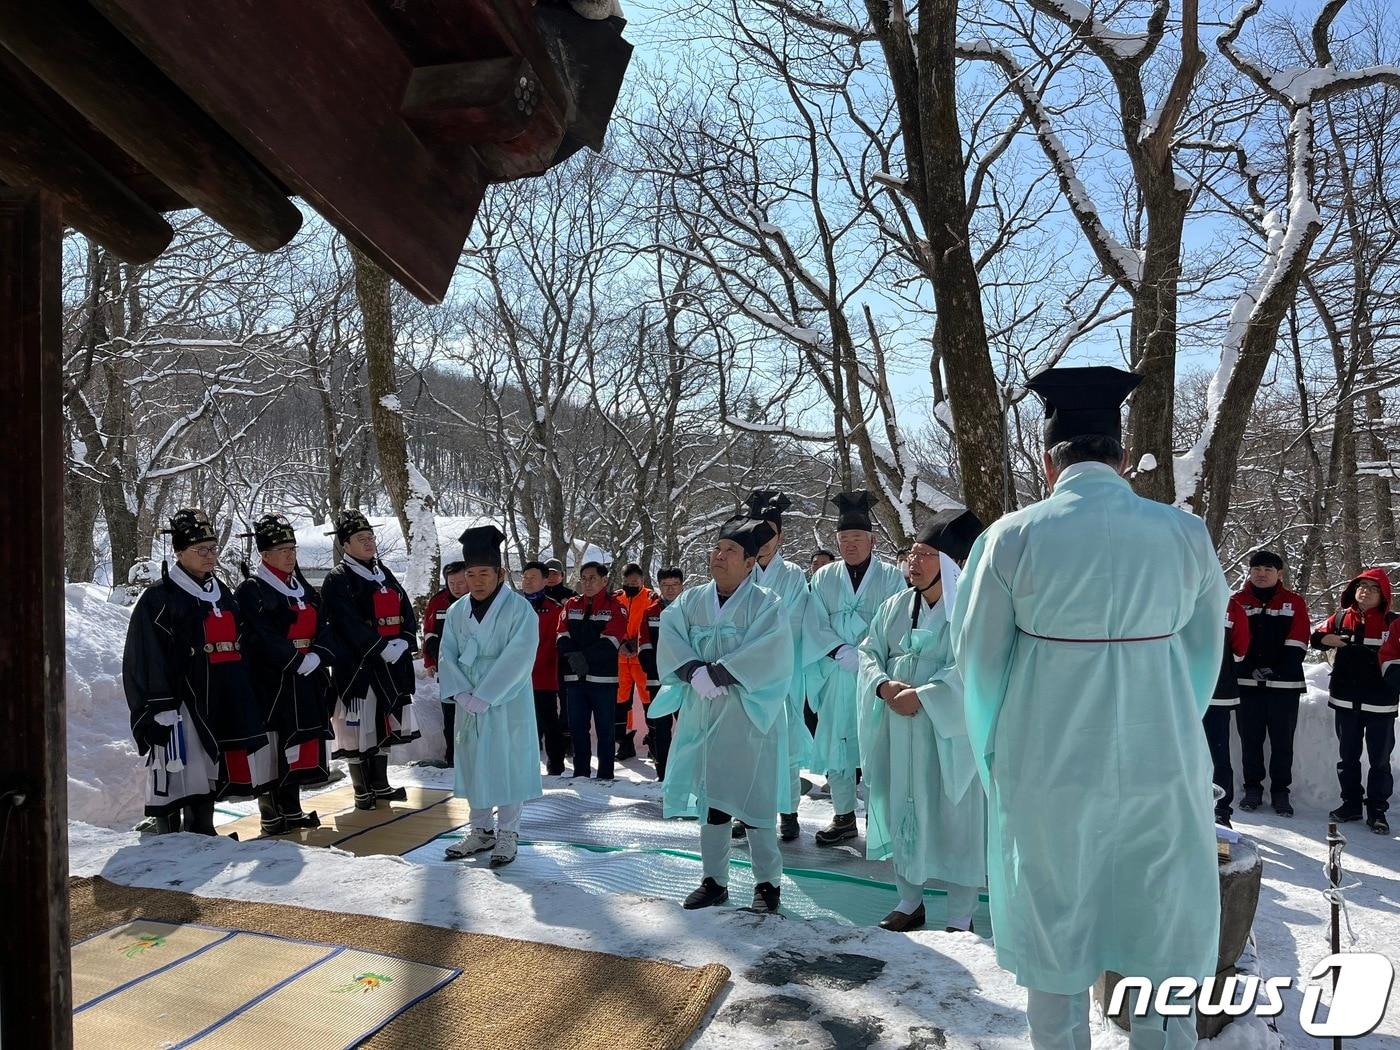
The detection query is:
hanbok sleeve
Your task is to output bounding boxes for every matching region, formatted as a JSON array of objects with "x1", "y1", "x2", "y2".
[
  {"x1": 236, "y1": 580, "x2": 300, "y2": 674},
  {"x1": 713, "y1": 591, "x2": 792, "y2": 733},
  {"x1": 122, "y1": 589, "x2": 178, "y2": 754},
  {"x1": 856, "y1": 596, "x2": 895, "y2": 771},
  {"x1": 648, "y1": 598, "x2": 701, "y2": 719},
  {"x1": 437, "y1": 603, "x2": 470, "y2": 705},
  {"x1": 951, "y1": 528, "x2": 1018, "y2": 785},
  {"x1": 1179, "y1": 519, "x2": 1230, "y2": 716}
]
